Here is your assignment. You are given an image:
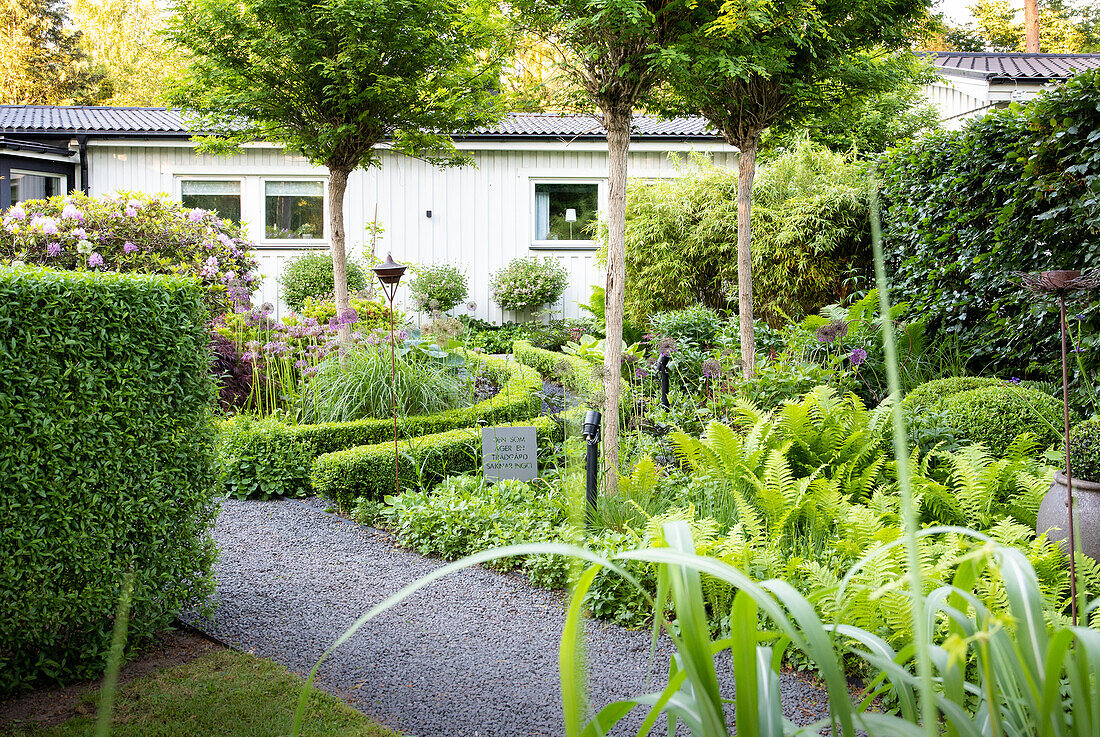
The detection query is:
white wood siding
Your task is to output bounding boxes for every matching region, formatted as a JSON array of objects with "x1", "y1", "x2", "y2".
[{"x1": 86, "y1": 141, "x2": 737, "y2": 322}]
